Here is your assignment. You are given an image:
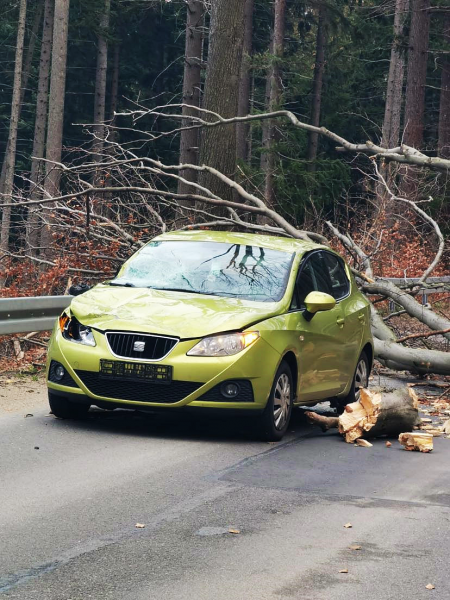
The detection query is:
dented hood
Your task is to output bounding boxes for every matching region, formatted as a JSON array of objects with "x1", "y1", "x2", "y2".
[{"x1": 69, "y1": 284, "x2": 284, "y2": 339}]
